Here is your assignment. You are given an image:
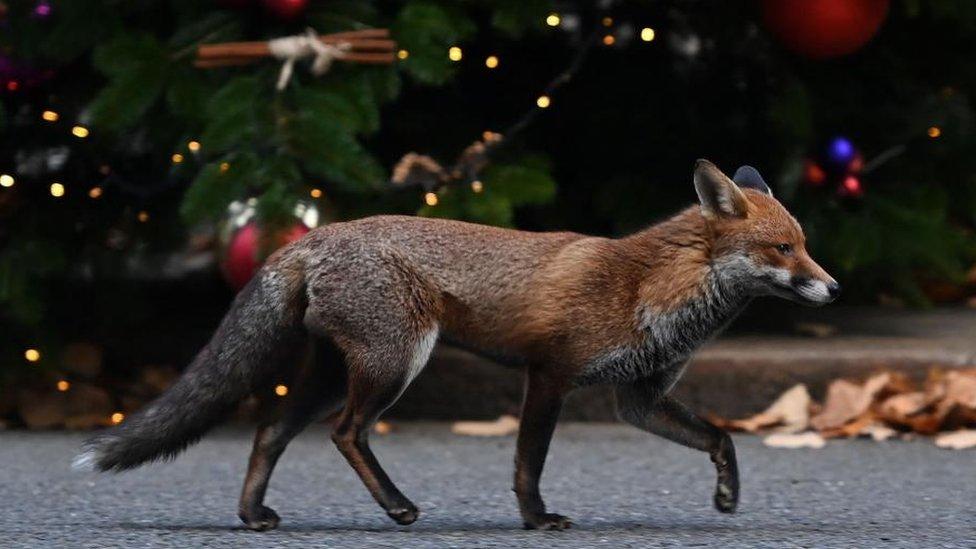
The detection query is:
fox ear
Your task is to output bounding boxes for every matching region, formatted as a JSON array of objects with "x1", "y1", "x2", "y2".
[
  {"x1": 733, "y1": 165, "x2": 772, "y2": 196},
  {"x1": 694, "y1": 159, "x2": 750, "y2": 218}
]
